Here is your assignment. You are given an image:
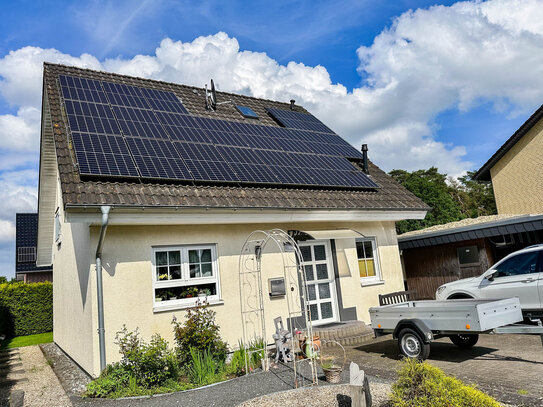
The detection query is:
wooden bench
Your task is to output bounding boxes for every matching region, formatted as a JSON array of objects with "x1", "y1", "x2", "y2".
[{"x1": 378, "y1": 290, "x2": 416, "y2": 306}]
